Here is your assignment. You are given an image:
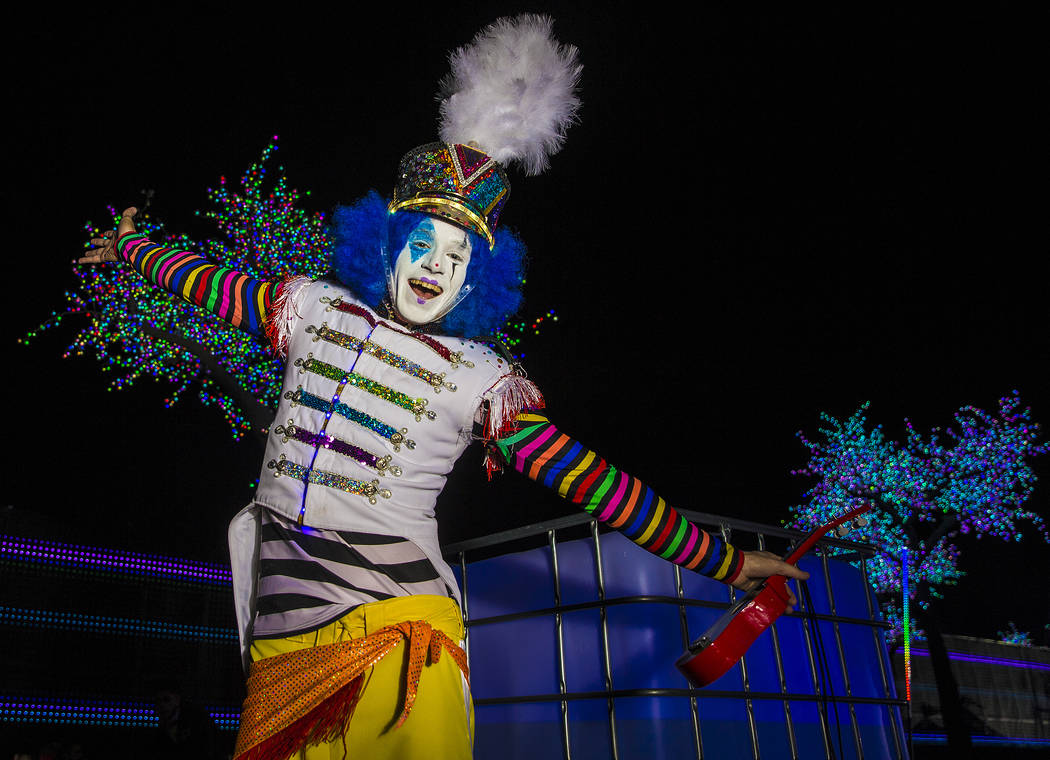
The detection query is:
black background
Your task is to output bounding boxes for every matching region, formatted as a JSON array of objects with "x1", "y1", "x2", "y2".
[{"x1": 5, "y1": 5, "x2": 1048, "y2": 643}]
